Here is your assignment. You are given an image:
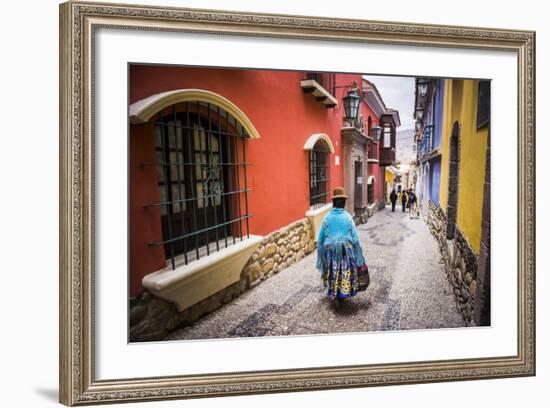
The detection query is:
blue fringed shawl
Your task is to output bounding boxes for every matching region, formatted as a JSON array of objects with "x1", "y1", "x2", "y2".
[{"x1": 316, "y1": 208, "x2": 366, "y2": 273}]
